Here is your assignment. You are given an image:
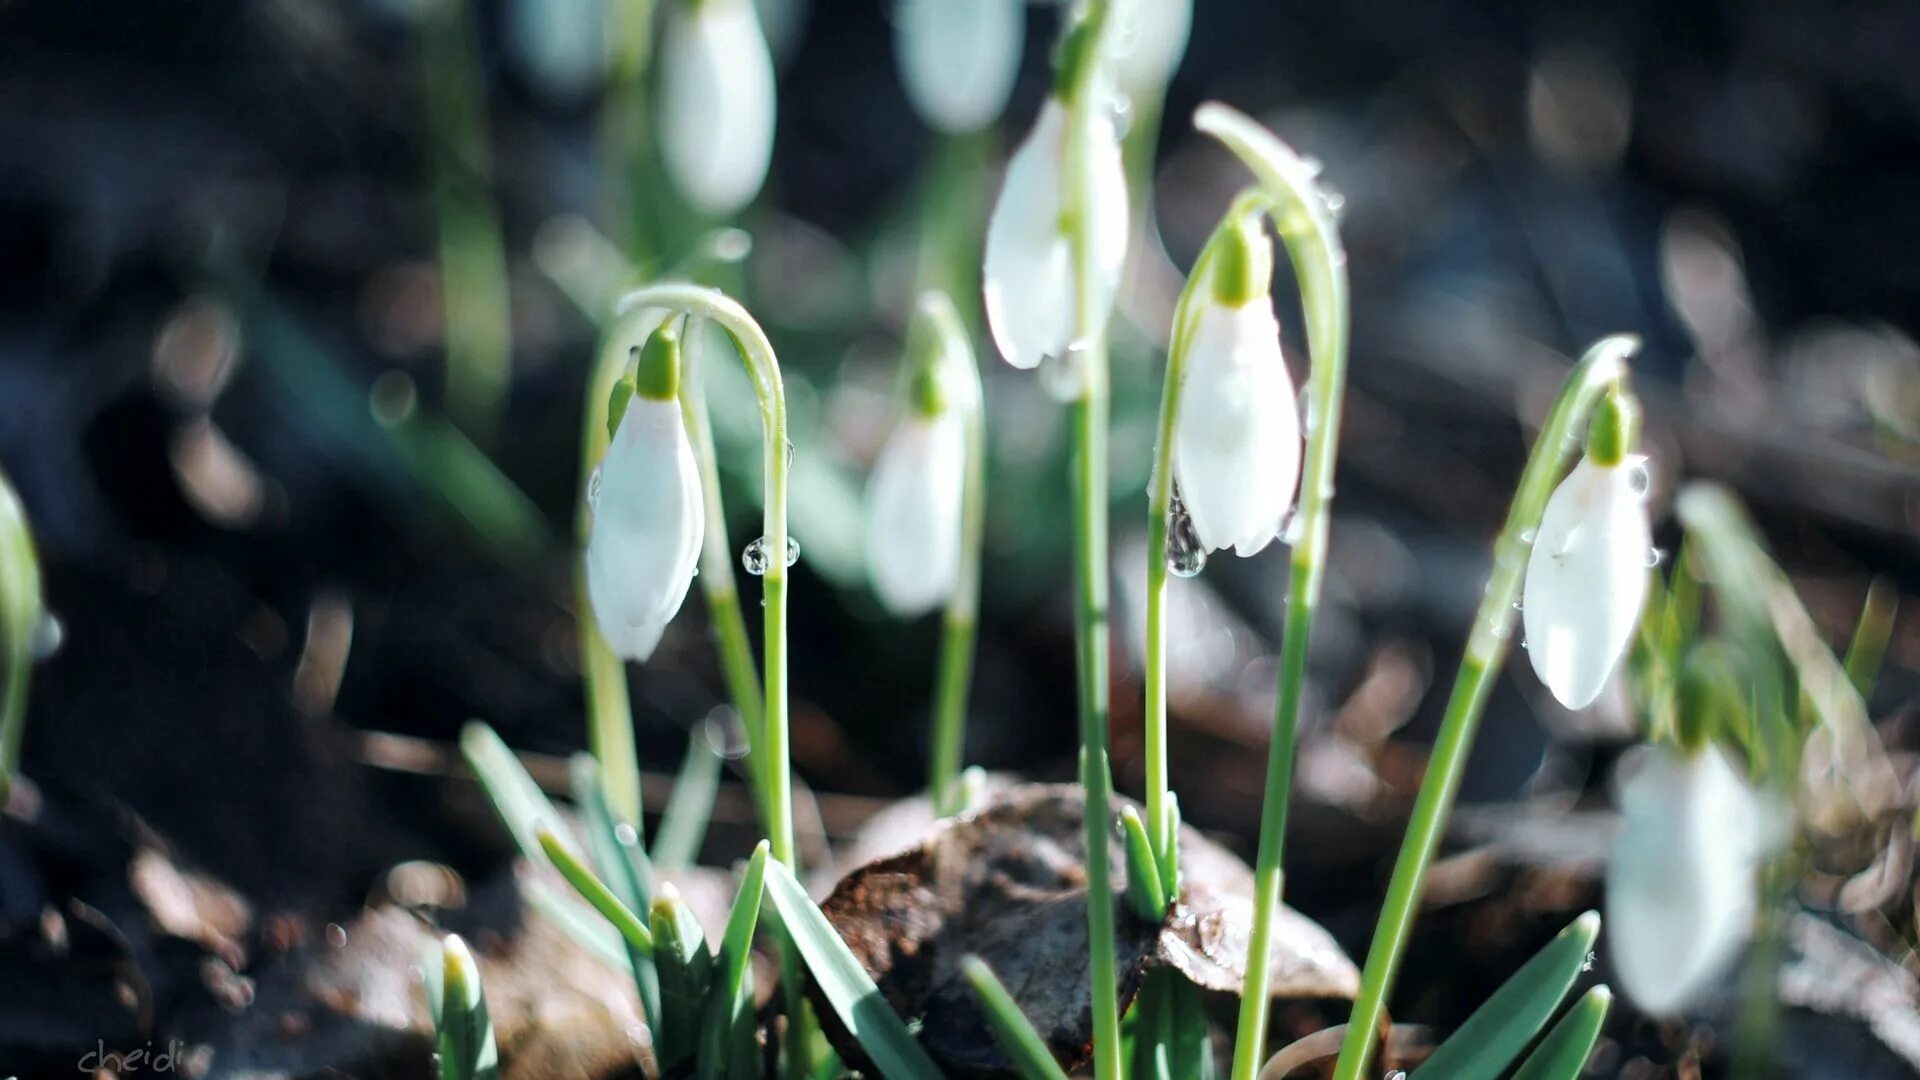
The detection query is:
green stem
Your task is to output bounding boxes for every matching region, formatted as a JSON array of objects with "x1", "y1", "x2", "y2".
[
  {"x1": 680, "y1": 320, "x2": 770, "y2": 826},
  {"x1": 610, "y1": 282, "x2": 804, "y2": 1077},
  {"x1": 922, "y1": 296, "x2": 987, "y2": 816},
  {"x1": 1187, "y1": 104, "x2": 1353, "y2": 1080},
  {"x1": 0, "y1": 472, "x2": 41, "y2": 807},
  {"x1": 598, "y1": 0, "x2": 658, "y2": 260},
  {"x1": 1328, "y1": 335, "x2": 1637, "y2": 1080}
]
